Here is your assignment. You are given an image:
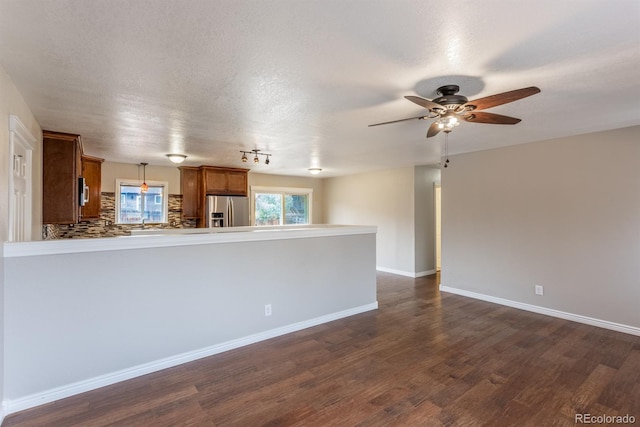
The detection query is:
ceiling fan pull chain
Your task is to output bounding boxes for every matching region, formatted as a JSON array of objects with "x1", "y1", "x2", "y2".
[{"x1": 444, "y1": 132, "x2": 449, "y2": 168}]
